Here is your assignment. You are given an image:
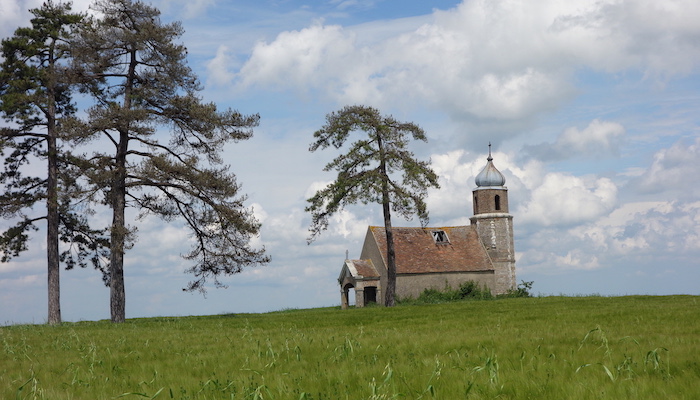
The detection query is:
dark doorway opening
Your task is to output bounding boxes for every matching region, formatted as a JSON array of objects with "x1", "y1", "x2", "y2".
[{"x1": 364, "y1": 286, "x2": 377, "y2": 304}]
